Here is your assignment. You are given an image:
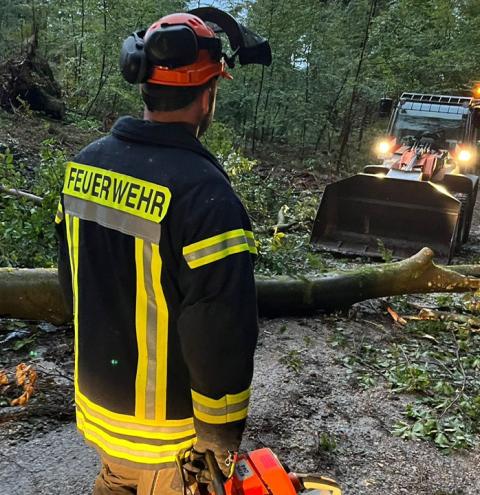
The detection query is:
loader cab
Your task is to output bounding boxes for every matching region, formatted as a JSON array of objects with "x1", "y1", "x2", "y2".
[
  {"x1": 389, "y1": 93, "x2": 472, "y2": 152},
  {"x1": 466, "y1": 105, "x2": 480, "y2": 146}
]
